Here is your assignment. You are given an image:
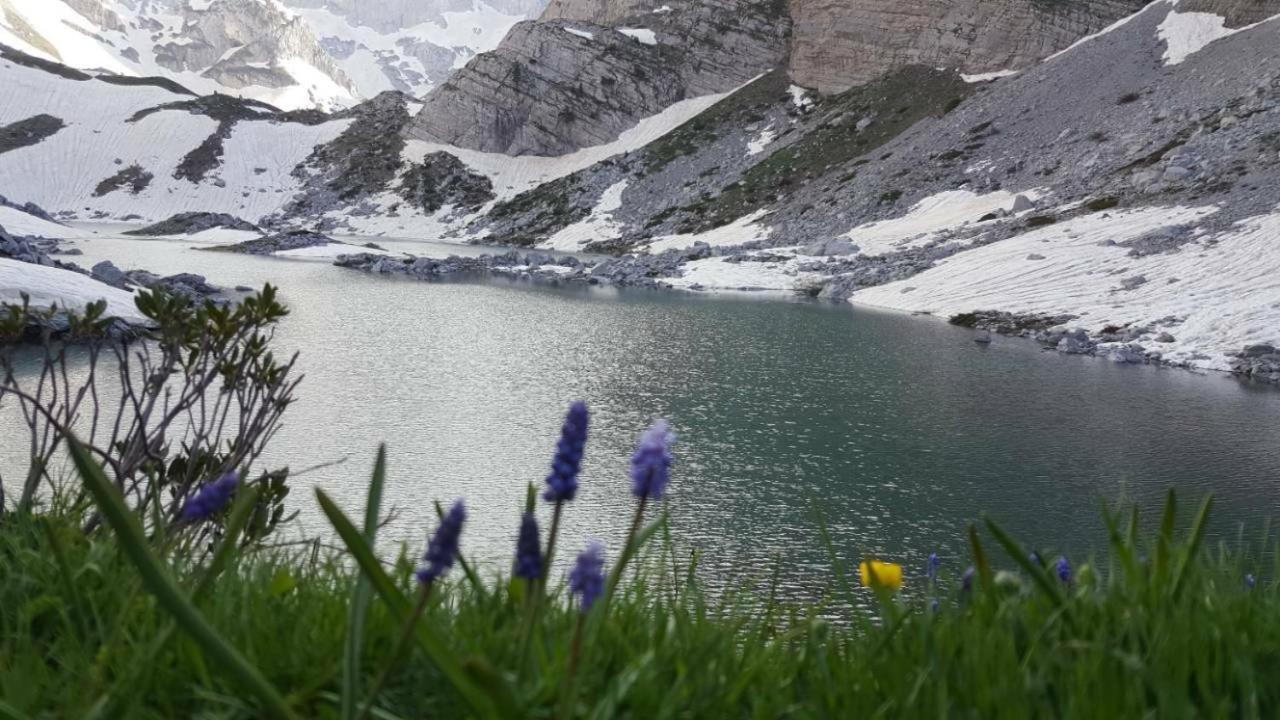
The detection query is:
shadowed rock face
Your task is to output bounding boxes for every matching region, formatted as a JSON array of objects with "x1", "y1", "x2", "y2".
[
  {"x1": 1179, "y1": 0, "x2": 1280, "y2": 25},
  {"x1": 786, "y1": 0, "x2": 1148, "y2": 94},
  {"x1": 539, "y1": 0, "x2": 659, "y2": 23},
  {"x1": 404, "y1": 0, "x2": 789, "y2": 156}
]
